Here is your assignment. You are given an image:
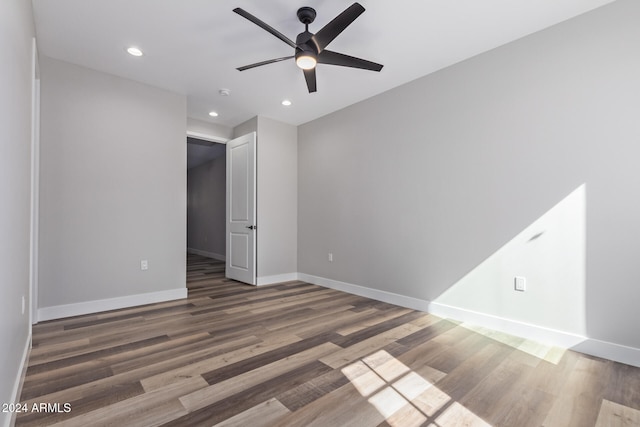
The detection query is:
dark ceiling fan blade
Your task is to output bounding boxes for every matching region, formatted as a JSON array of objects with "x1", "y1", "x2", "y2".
[
  {"x1": 237, "y1": 56, "x2": 294, "y2": 71},
  {"x1": 233, "y1": 8, "x2": 297, "y2": 49},
  {"x1": 311, "y1": 3, "x2": 365, "y2": 52},
  {"x1": 317, "y1": 50, "x2": 383, "y2": 72},
  {"x1": 303, "y1": 68, "x2": 317, "y2": 93}
]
